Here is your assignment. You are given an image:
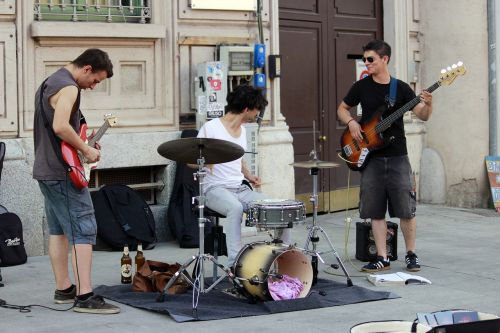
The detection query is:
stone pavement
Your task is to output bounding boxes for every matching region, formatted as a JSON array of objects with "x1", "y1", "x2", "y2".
[{"x1": 0, "y1": 204, "x2": 499, "y2": 332}]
